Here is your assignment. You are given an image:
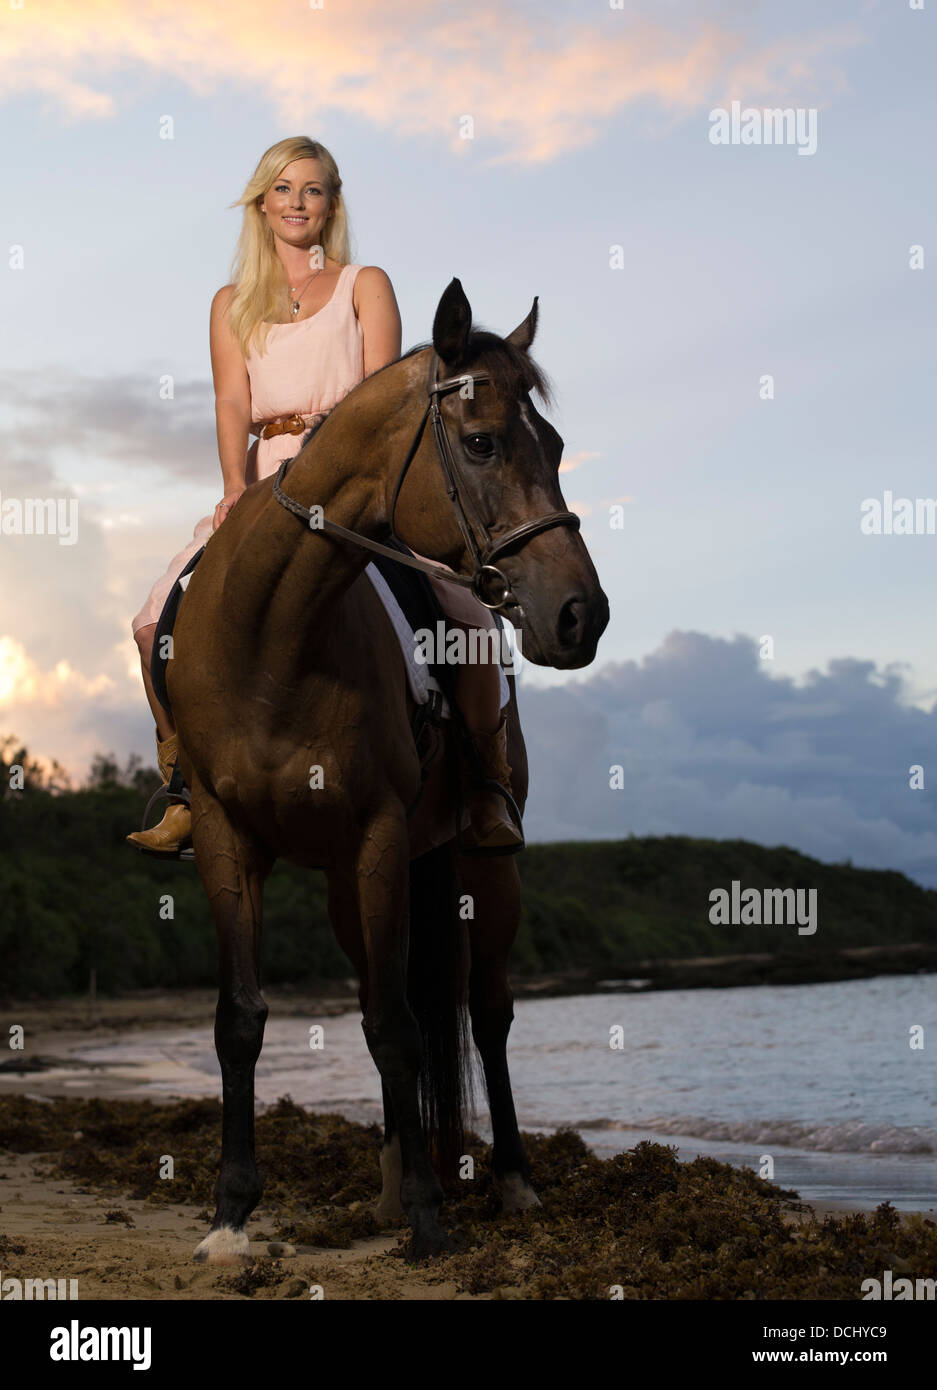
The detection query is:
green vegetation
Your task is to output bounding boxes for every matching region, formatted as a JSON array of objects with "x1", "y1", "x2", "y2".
[
  {"x1": 512, "y1": 837, "x2": 937, "y2": 974},
  {"x1": 1, "y1": 737, "x2": 935, "y2": 999}
]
